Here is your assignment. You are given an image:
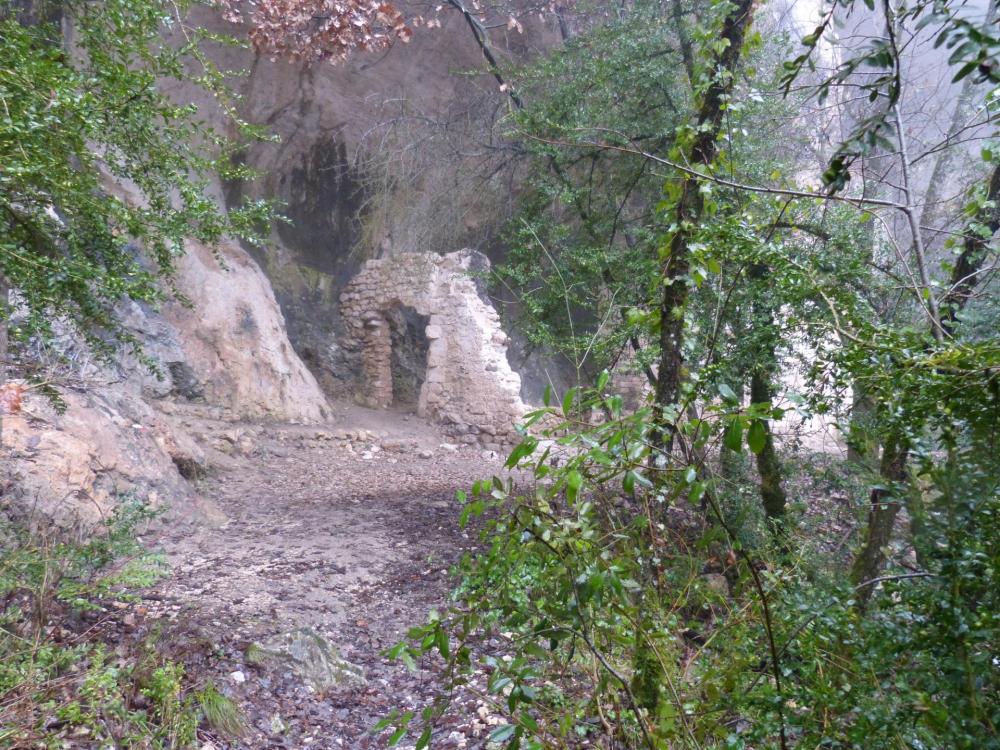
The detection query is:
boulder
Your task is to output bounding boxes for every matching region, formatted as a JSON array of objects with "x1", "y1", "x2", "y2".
[
  {"x1": 246, "y1": 628, "x2": 365, "y2": 692},
  {"x1": 163, "y1": 237, "x2": 330, "y2": 423}
]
